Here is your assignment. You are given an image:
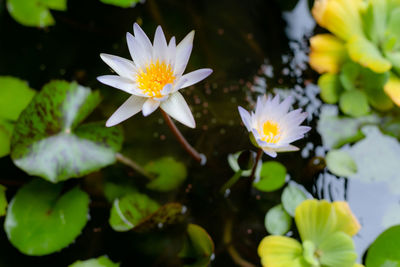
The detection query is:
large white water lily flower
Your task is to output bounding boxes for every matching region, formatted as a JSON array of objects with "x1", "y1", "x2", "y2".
[
  {"x1": 98, "y1": 23, "x2": 213, "y2": 128},
  {"x1": 238, "y1": 95, "x2": 311, "y2": 157}
]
